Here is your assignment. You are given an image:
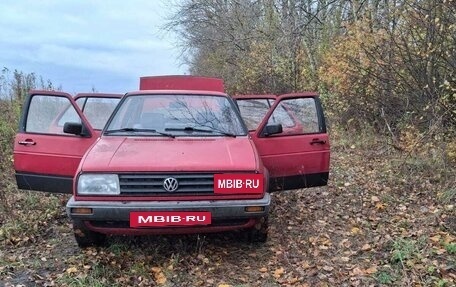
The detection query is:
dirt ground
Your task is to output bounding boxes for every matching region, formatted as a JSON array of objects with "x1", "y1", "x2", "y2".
[{"x1": 1, "y1": 144, "x2": 454, "y2": 286}]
